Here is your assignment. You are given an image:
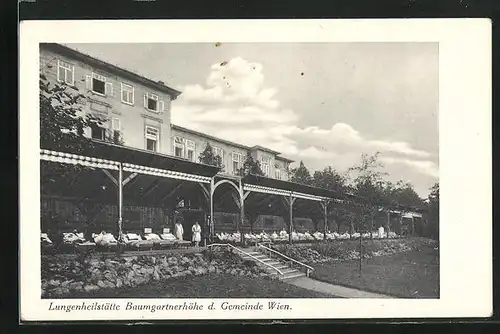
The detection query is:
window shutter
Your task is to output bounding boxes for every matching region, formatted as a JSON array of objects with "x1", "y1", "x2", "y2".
[
  {"x1": 158, "y1": 100, "x2": 164, "y2": 113},
  {"x1": 112, "y1": 118, "x2": 120, "y2": 131},
  {"x1": 85, "y1": 75, "x2": 92, "y2": 90},
  {"x1": 71, "y1": 66, "x2": 75, "y2": 85},
  {"x1": 56, "y1": 60, "x2": 61, "y2": 82},
  {"x1": 144, "y1": 94, "x2": 148, "y2": 108},
  {"x1": 105, "y1": 82, "x2": 113, "y2": 96},
  {"x1": 130, "y1": 87, "x2": 135, "y2": 105}
]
